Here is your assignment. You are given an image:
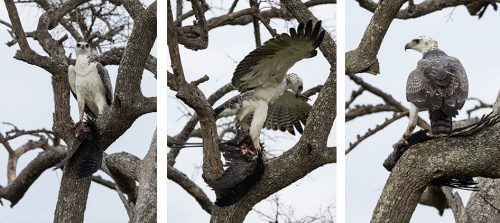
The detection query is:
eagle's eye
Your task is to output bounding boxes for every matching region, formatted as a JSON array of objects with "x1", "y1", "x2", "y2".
[{"x1": 413, "y1": 39, "x2": 420, "y2": 44}]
